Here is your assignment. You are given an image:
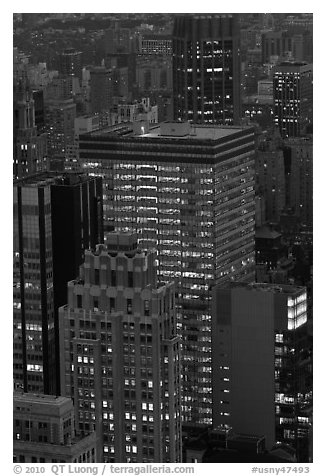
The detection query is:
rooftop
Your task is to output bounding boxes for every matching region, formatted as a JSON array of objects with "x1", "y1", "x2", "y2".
[
  {"x1": 226, "y1": 281, "x2": 306, "y2": 295},
  {"x1": 14, "y1": 392, "x2": 71, "y2": 406},
  {"x1": 14, "y1": 171, "x2": 97, "y2": 188},
  {"x1": 86, "y1": 121, "x2": 252, "y2": 142}
]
